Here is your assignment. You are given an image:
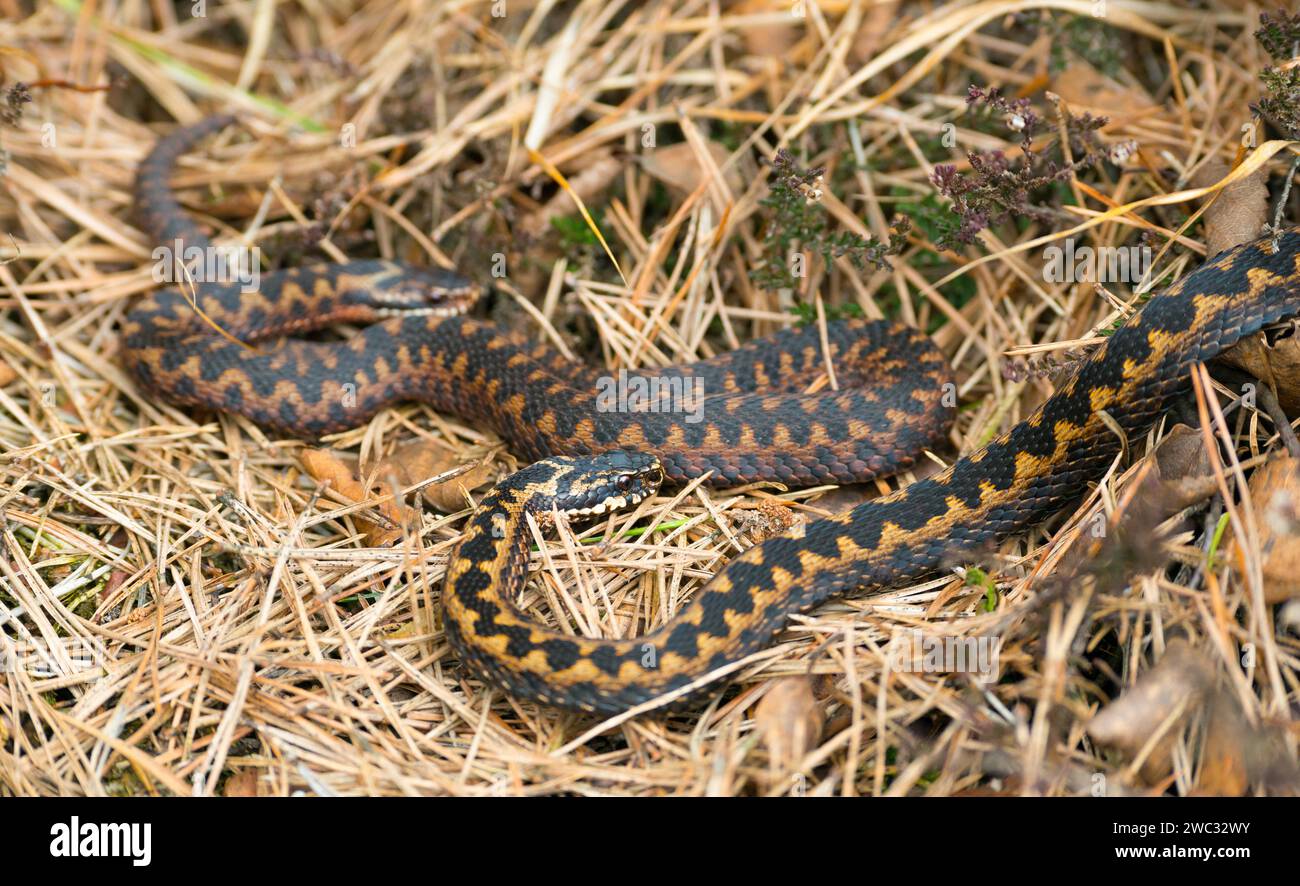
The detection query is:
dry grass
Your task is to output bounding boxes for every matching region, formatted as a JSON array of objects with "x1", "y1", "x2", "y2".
[{"x1": 0, "y1": 0, "x2": 1298, "y2": 796}]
